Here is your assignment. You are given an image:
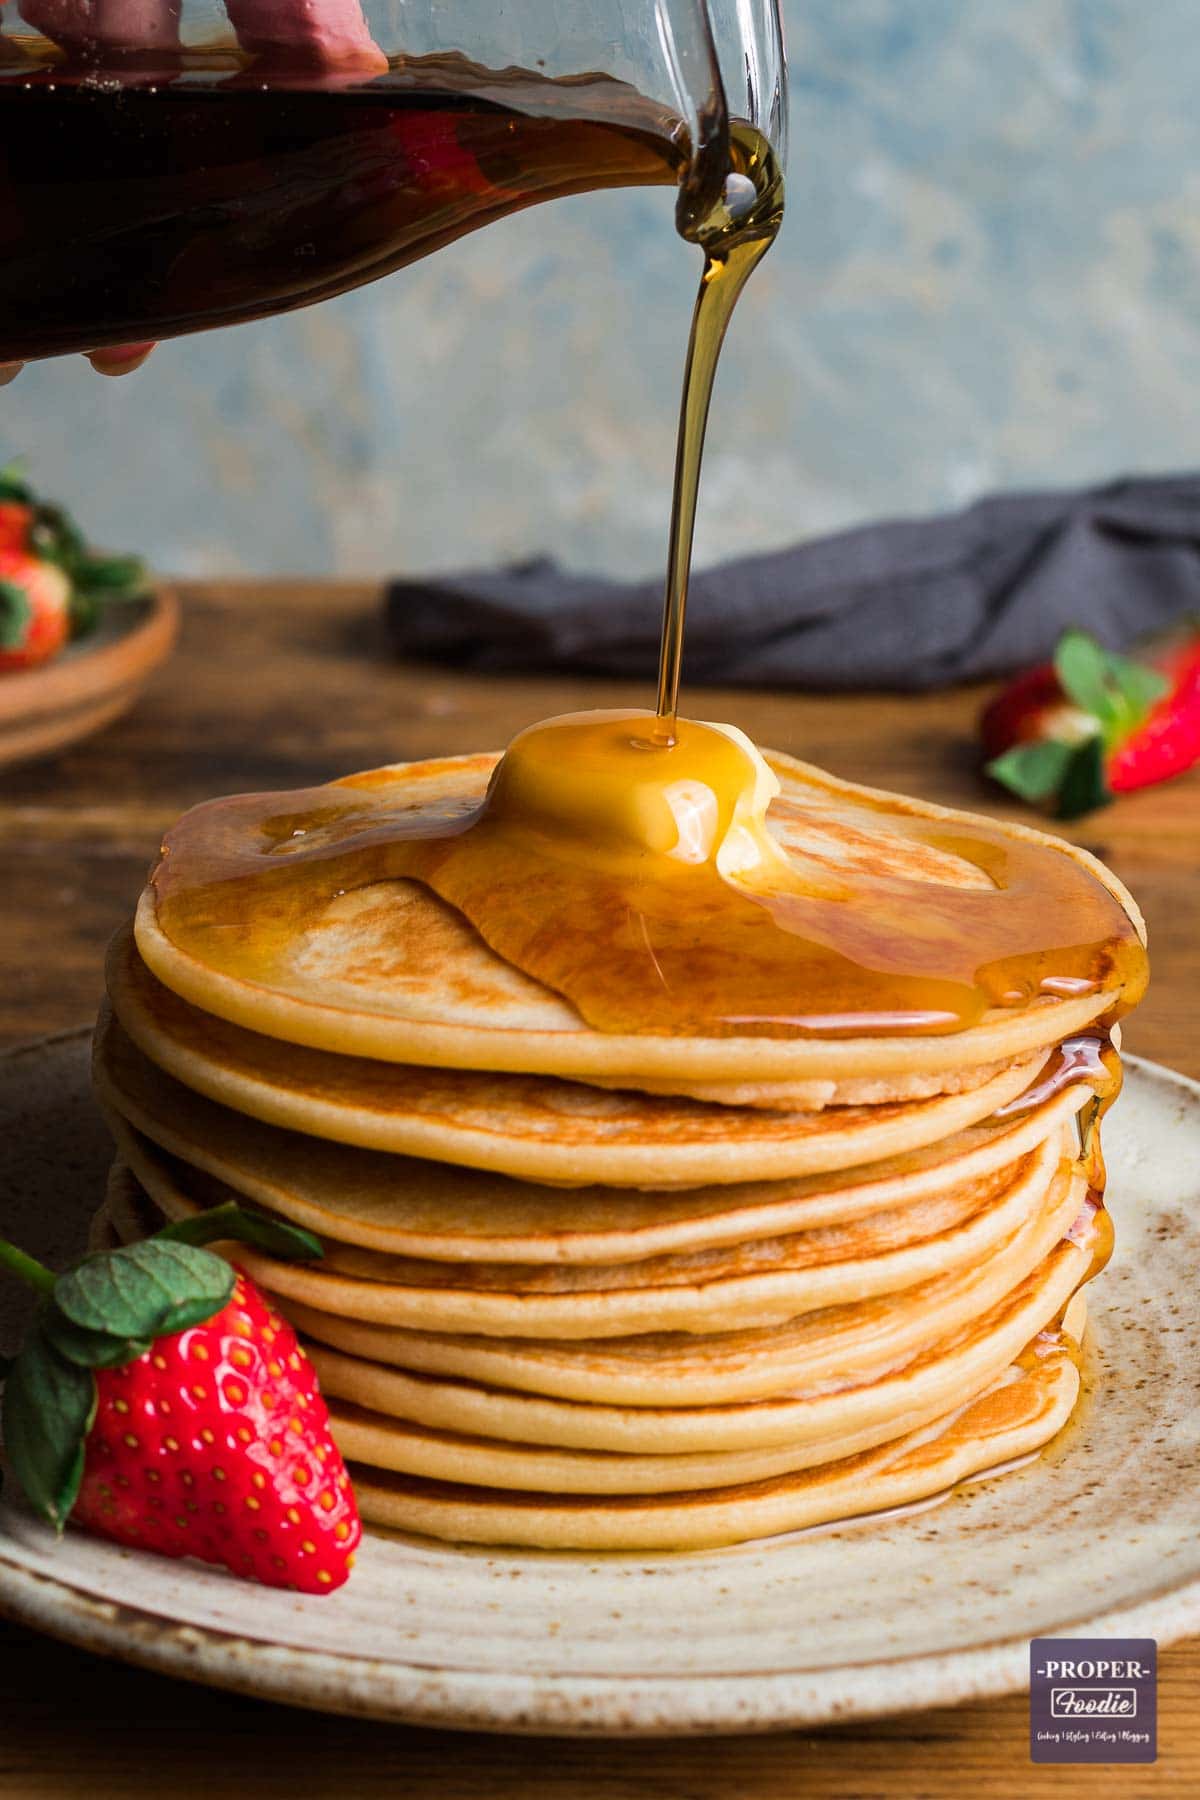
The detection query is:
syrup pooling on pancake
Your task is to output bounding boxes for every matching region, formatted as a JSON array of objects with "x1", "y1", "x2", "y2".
[{"x1": 149, "y1": 710, "x2": 1147, "y2": 1040}]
